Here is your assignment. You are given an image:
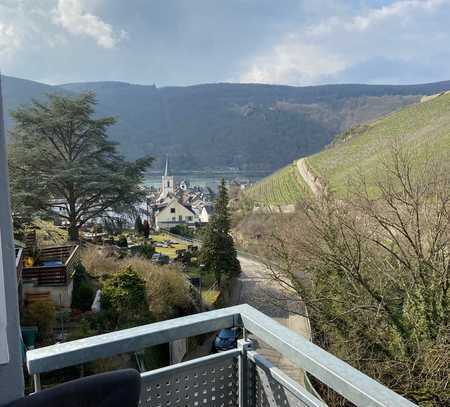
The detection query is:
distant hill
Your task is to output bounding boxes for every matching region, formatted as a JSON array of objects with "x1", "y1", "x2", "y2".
[
  {"x1": 245, "y1": 92, "x2": 450, "y2": 204},
  {"x1": 4, "y1": 75, "x2": 450, "y2": 171}
]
